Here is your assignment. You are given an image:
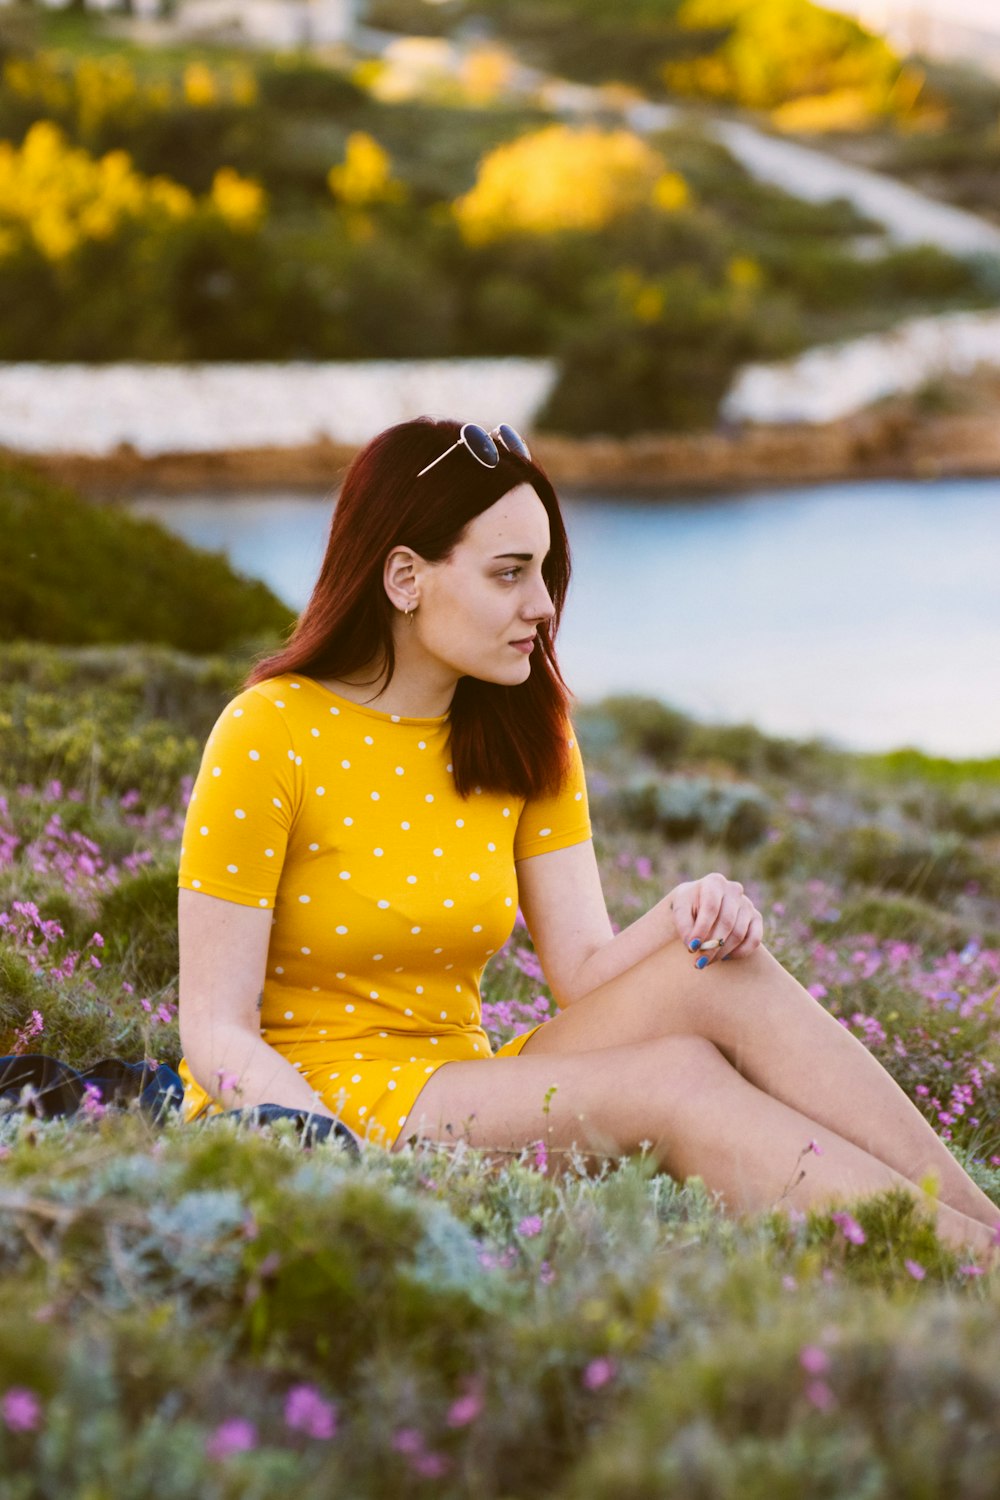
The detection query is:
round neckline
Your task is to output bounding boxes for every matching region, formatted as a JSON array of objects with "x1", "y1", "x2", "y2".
[{"x1": 291, "y1": 675, "x2": 450, "y2": 727}]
